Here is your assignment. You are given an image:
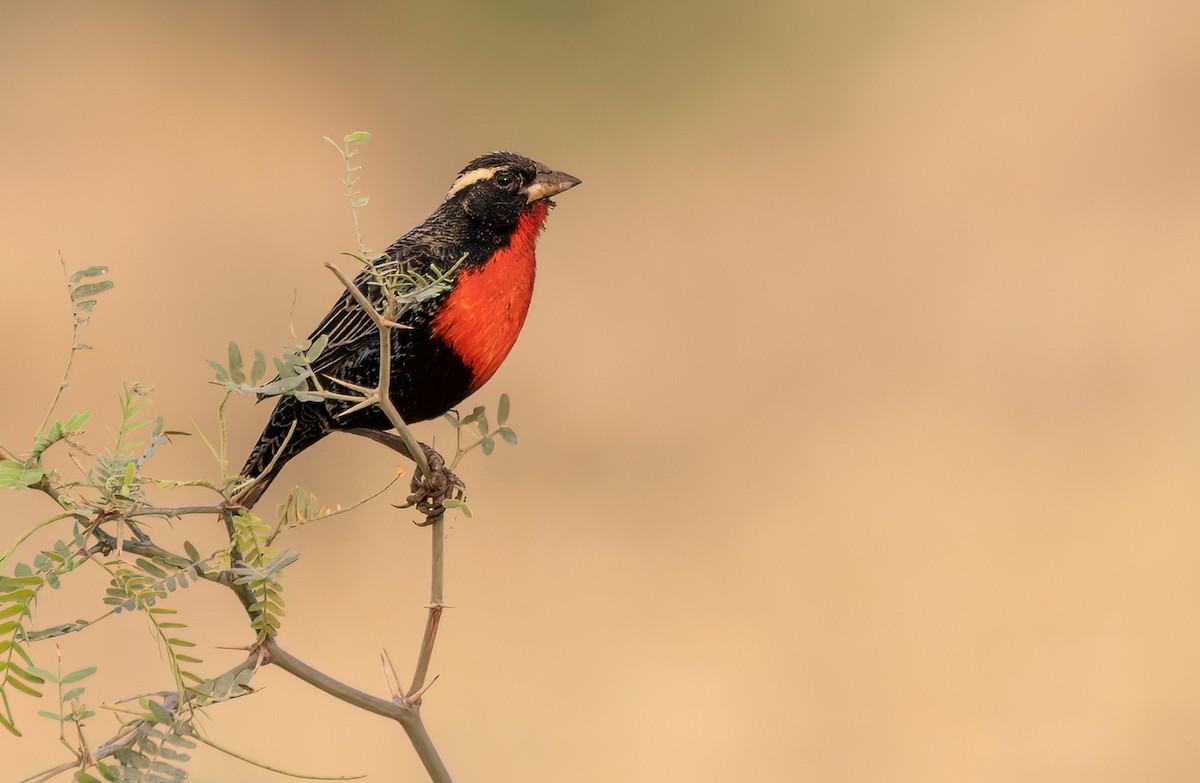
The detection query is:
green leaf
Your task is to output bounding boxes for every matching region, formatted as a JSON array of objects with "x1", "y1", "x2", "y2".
[
  {"x1": 227, "y1": 342, "x2": 244, "y2": 385},
  {"x1": 114, "y1": 748, "x2": 149, "y2": 769},
  {"x1": 183, "y1": 541, "x2": 201, "y2": 562},
  {"x1": 62, "y1": 687, "x2": 86, "y2": 702},
  {"x1": 306, "y1": 334, "x2": 329, "y2": 364},
  {"x1": 24, "y1": 663, "x2": 53, "y2": 680},
  {"x1": 351, "y1": 197, "x2": 369, "y2": 208},
  {"x1": 156, "y1": 746, "x2": 191, "y2": 762},
  {"x1": 135, "y1": 559, "x2": 167, "y2": 579},
  {"x1": 0, "y1": 710, "x2": 20, "y2": 736},
  {"x1": 64, "y1": 410, "x2": 92, "y2": 432},
  {"x1": 0, "y1": 587, "x2": 38, "y2": 602},
  {"x1": 60, "y1": 666, "x2": 97, "y2": 684},
  {"x1": 10, "y1": 639, "x2": 35, "y2": 664},
  {"x1": 207, "y1": 359, "x2": 229, "y2": 383},
  {"x1": 498, "y1": 427, "x2": 519, "y2": 446},
  {"x1": 38, "y1": 710, "x2": 63, "y2": 721},
  {"x1": 7, "y1": 677, "x2": 42, "y2": 697},
  {"x1": 70, "y1": 281, "x2": 114, "y2": 300},
  {"x1": 250, "y1": 349, "x2": 267, "y2": 385},
  {"x1": 68, "y1": 265, "x2": 109, "y2": 283},
  {"x1": 9, "y1": 665, "x2": 46, "y2": 685},
  {"x1": 0, "y1": 460, "x2": 45, "y2": 489},
  {"x1": 146, "y1": 699, "x2": 173, "y2": 723},
  {"x1": 148, "y1": 761, "x2": 188, "y2": 779},
  {"x1": 344, "y1": 130, "x2": 371, "y2": 143},
  {"x1": 1, "y1": 573, "x2": 42, "y2": 586},
  {"x1": 481, "y1": 436, "x2": 495, "y2": 456},
  {"x1": 267, "y1": 375, "x2": 309, "y2": 394},
  {"x1": 497, "y1": 393, "x2": 510, "y2": 426}
]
